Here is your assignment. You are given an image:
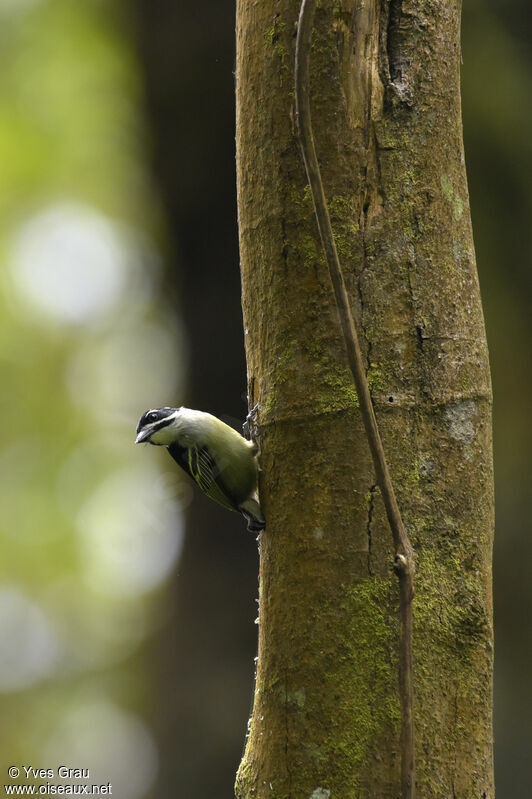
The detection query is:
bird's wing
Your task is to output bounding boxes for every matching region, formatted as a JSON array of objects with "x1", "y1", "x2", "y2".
[{"x1": 167, "y1": 442, "x2": 238, "y2": 512}]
